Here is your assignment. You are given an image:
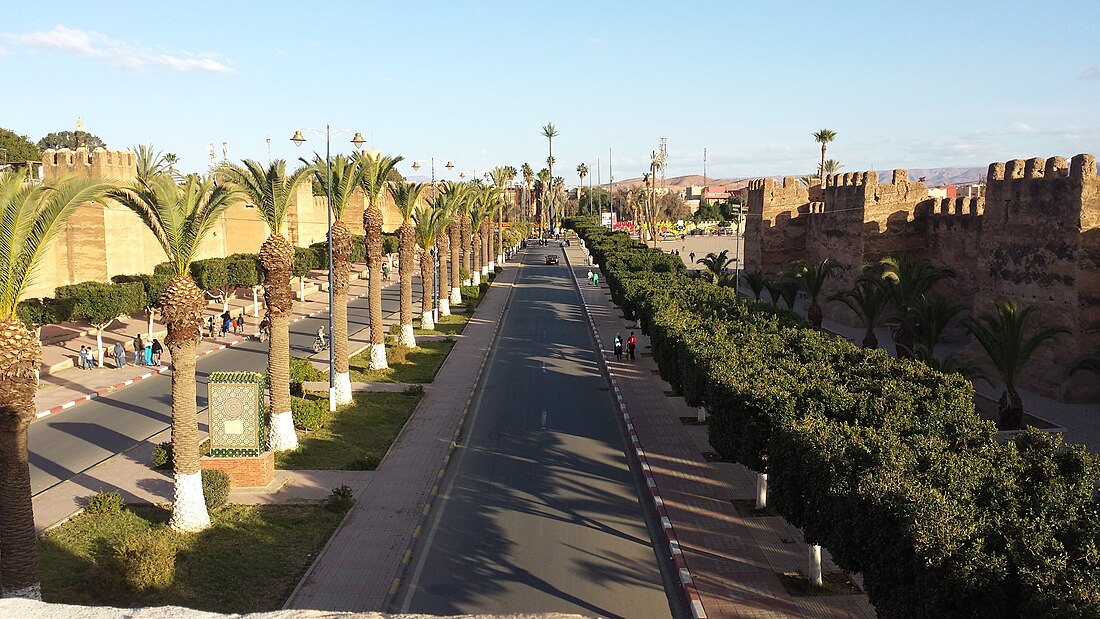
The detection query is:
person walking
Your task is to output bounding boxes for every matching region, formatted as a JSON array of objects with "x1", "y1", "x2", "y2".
[
  {"x1": 143, "y1": 342, "x2": 153, "y2": 366},
  {"x1": 113, "y1": 341, "x2": 126, "y2": 368},
  {"x1": 237, "y1": 311, "x2": 246, "y2": 334},
  {"x1": 627, "y1": 332, "x2": 637, "y2": 360},
  {"x1": 614, "y1": 334, "x2": 623, "y2": 361},
  {"x1": 151, "y1": 339, "x2": 163, "y2": 365},
  {"x1": 221, "y1": 310, "x2": 231, "y2": 337},
  {"x1": 587, "y1": 269, "x2": 592, "y2": 284},
  {"x1": 689, "y1": 251, "x2": 695, "y2": 264},
  {"x1": 132, "y1": 334, "x2": 144, "y2": 366},
  {"x1": 77, "y1": 345, "x2": 87, "y2": 370},
  {"x1": 592, "y1": 272, "x2": 599, "y2": 287}
]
